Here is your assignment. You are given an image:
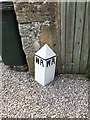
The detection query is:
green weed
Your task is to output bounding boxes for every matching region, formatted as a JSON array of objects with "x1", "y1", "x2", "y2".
[{"x1": 85, "y1": 66, "x2": 90, "y2": 79}]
